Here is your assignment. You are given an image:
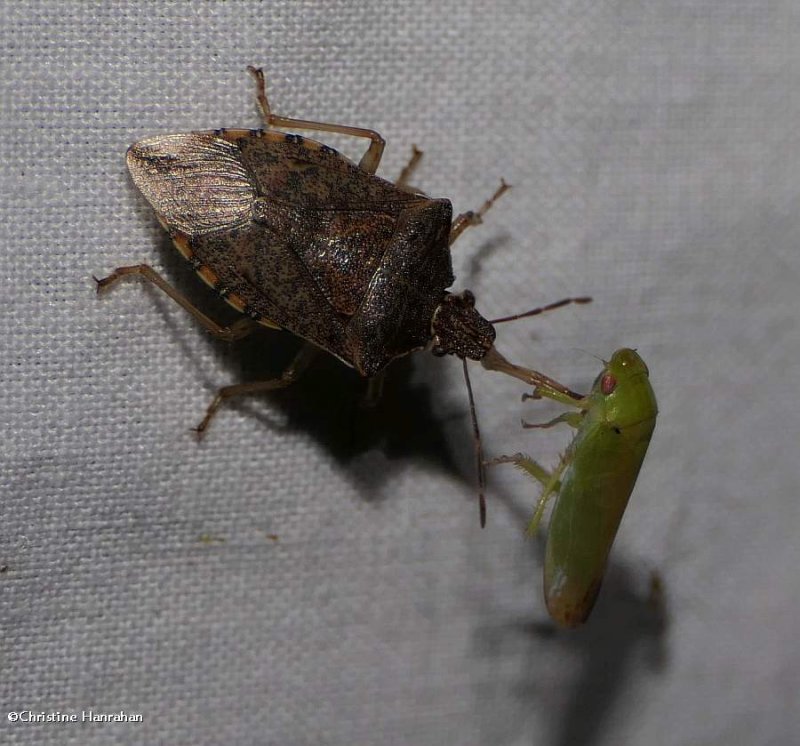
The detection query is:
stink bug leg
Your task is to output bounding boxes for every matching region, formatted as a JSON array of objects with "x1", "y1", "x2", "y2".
[
  {"x1": 94, "y1": 263, "x2": 317, "y2": 436},
  {"x1": 449, "y1": 180, "x2": 511, "y2": 246},
  {"x1": 94, "y1": 264, "x2": 263, "y2": 342},
  {"x1": 247, "y1": 66, "x2": 385, "y2": 173},
  {"x1": 395, "y1": 145, "x2": 424, "y2": 192},
  {"x1": 193, "y1": 344, "x2": 318, "y2": 436}
]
